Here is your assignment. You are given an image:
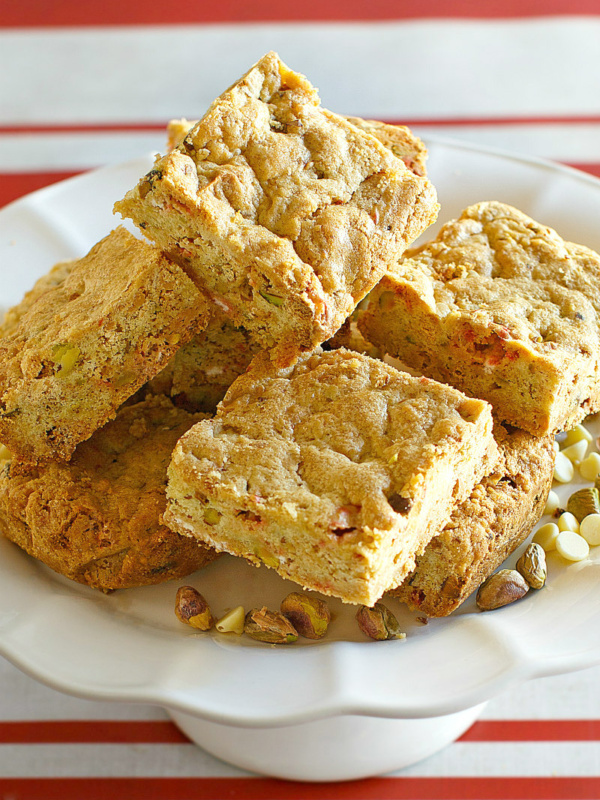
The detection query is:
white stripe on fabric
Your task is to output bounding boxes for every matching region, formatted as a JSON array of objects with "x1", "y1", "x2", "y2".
[
  {"x1": 0, "y1": 740, "x2": 598, "y2": 778},
  {"x1": 1, "y1": 18, "x2": 600, "y2": 125}
]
